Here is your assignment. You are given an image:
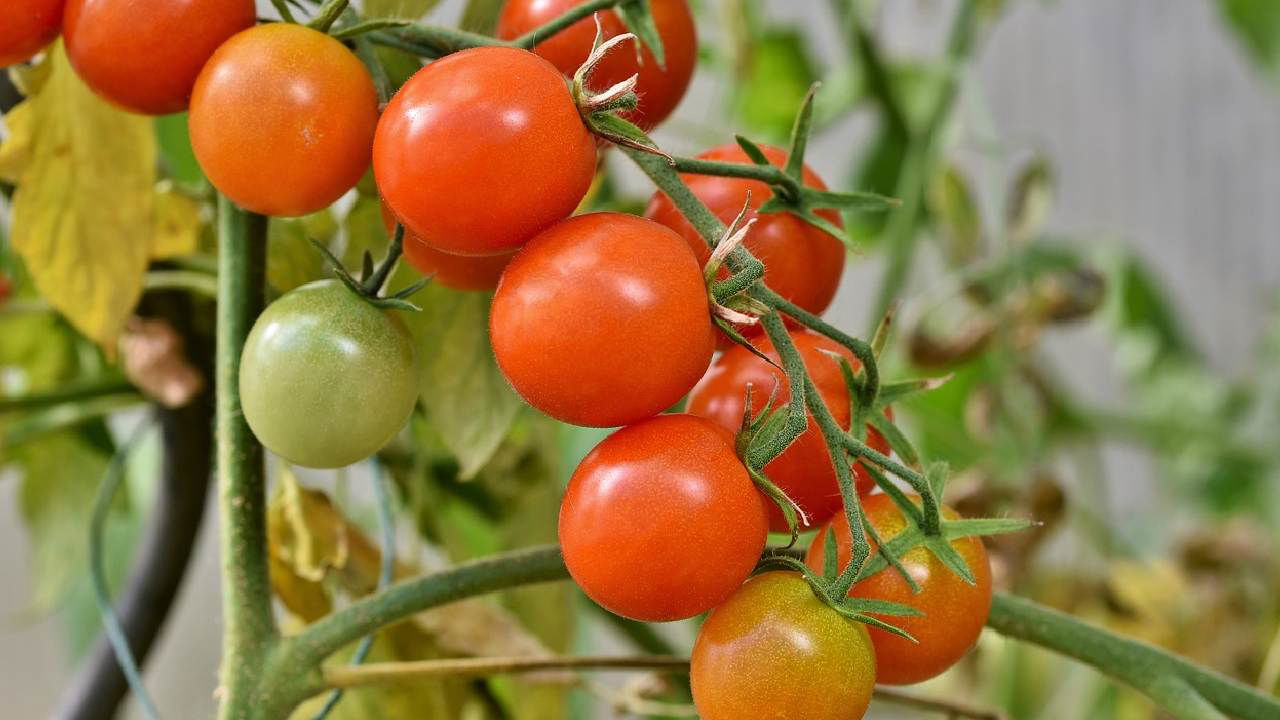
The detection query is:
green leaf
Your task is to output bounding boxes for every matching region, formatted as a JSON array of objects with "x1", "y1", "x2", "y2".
[
  {"x1": 734, "y1": 29, "x2": 818, "y2": 141},
  {"x1": 927, "y1": 163, "x2": 983, "y2": 263},
  {"x1": 615, "y1": 0, "x2": 667, "y2": 68},
  {"x1": 1217, "y1": 0, "x2": 1280, "y2": 76},
  {"x1": 944, "y1": 517, "x2": 1036, "y2": 539},
  {"x1": 362, "y1": 0, "x2": 441, "y2": 20}
]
